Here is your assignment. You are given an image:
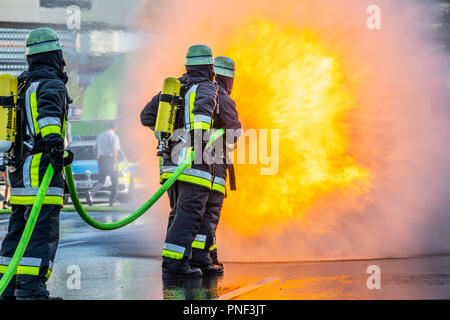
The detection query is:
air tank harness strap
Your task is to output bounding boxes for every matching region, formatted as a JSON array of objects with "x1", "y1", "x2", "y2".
[
  {"x1": 159, "y1": 94, "x2": 183, "y2": 106},
  {"x1": 0, "y1": 95, "x2": 16, "y2": 107},
  {"x1": 227, "y1": 163, "x2": 237, "y2": 191}
]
